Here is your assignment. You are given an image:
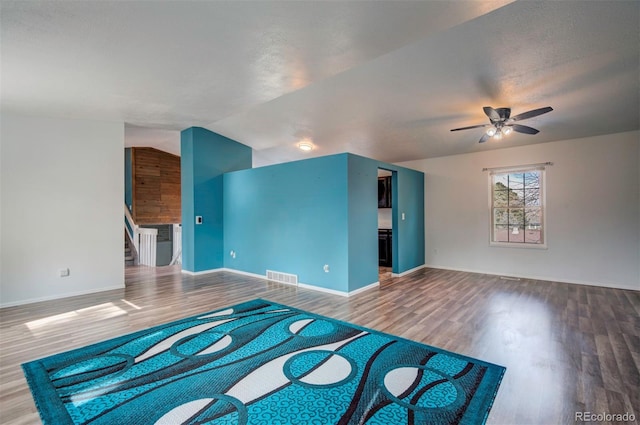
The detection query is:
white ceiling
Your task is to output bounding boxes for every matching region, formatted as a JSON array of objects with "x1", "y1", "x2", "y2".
[{"x1": 2, "y1": 1, "x2": 638, "y2": 167}]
